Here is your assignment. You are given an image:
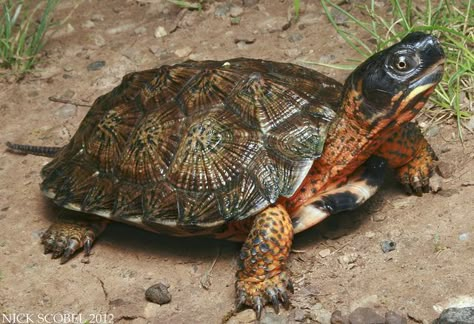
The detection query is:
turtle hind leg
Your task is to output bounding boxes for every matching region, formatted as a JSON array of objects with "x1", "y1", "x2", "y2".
[
  {"x1": 5, "y1": 141, "x2": 62, "y2": 157},
  {"x1": 42, "y1": 218, "x2": 108, "y2": 264},
  {"x1": 235, "y1": 204, "x2": 294, "y2": 320},
  {"x1": 292, "y1": 156, "x2": 387, "y2": 234}
]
